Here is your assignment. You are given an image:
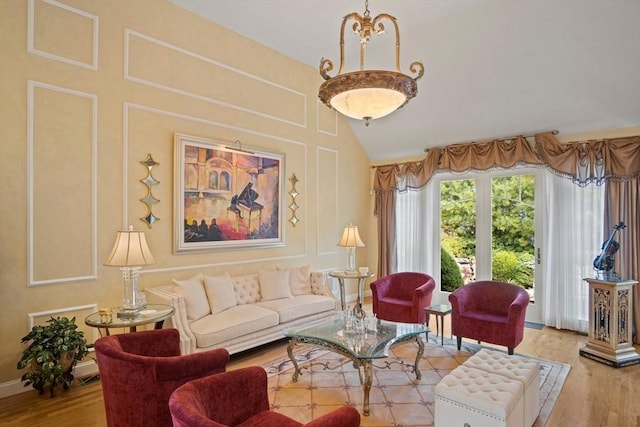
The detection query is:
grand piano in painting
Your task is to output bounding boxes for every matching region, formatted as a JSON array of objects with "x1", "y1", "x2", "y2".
[{"x1": 231, "y1": 182, "x2": 263, "y2": 231}]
